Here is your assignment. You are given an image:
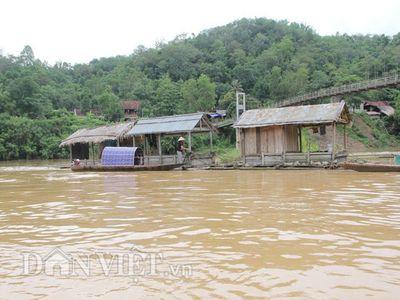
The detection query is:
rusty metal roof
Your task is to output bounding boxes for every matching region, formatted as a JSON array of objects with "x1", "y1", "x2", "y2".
[
  {"x1": 60, "y1": 122, "x2": 135, "y2": 147},
  {"x1": 121, "y1": 100, "x2": 140, "y2": 110},
  {"x1": 363, "y1": 101, "x2": 394, "y2": 116},
  {"x1": 127, "y1": 113, "x2": 214, "y2": 136},
  {"x1": 234, "y1": 101, "x2": 350, "y2": 128}
]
